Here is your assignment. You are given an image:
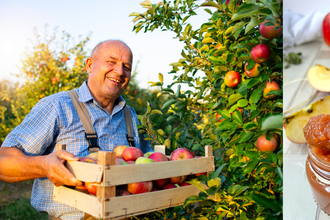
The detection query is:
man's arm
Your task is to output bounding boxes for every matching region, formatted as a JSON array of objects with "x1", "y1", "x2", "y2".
[{"x1": 0, "y1": 147, "x2": 82, "y2": 187}]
